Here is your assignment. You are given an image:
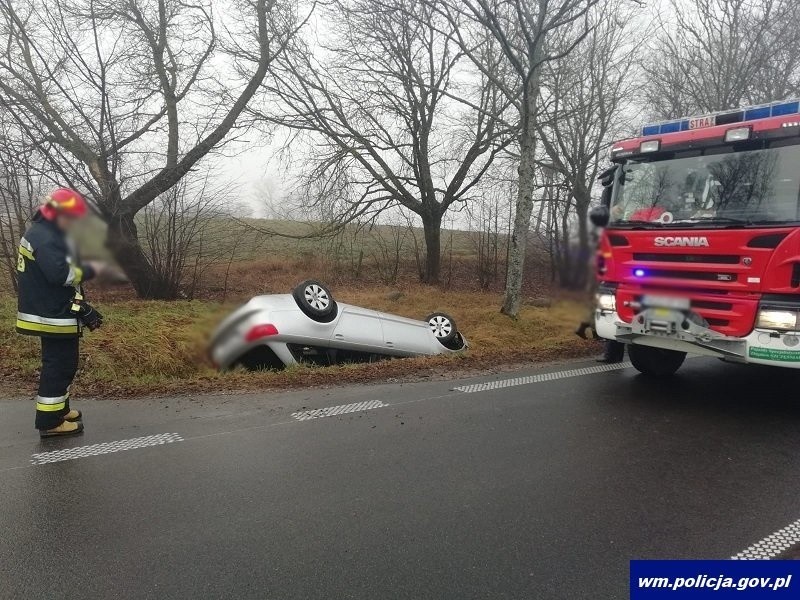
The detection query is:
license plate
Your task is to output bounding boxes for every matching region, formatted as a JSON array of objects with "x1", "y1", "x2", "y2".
[{"x1": 642, "y1": 294, "x2": 690, "y2": 310}]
